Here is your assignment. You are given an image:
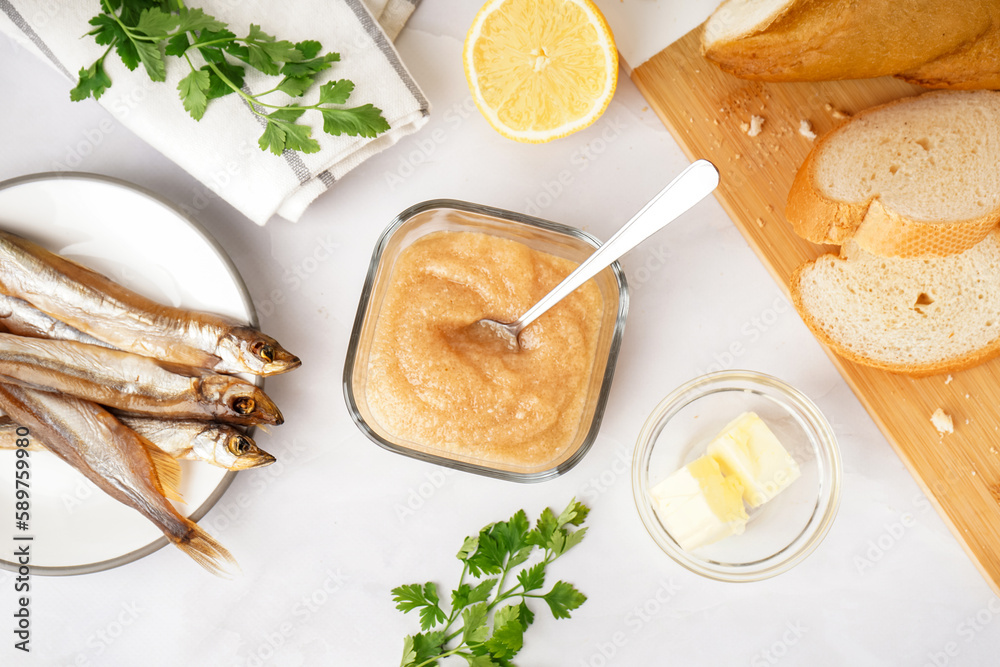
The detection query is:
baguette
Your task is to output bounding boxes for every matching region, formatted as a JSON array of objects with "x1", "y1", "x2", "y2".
[
  {"x1": 790, "y1": 231, "x2": 1000, "y2": 376},
  {"x1": 785, "y1": 90, "x2": 1000, "y2": 258},
  {"x1": 897, "y1": 7, "x2": 1000, "y2": 90},
  {"x1": 702, "y1": 0, "x2": 993, "y2": 82}
]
